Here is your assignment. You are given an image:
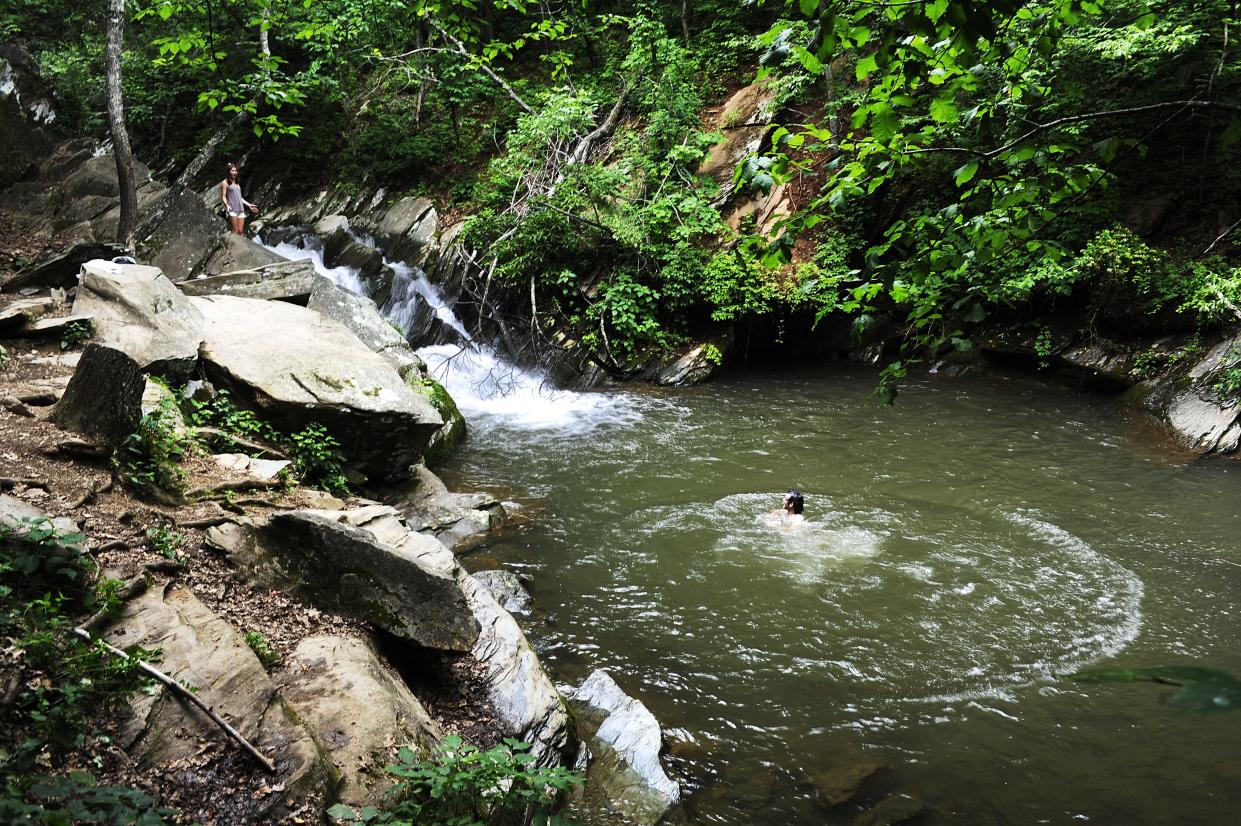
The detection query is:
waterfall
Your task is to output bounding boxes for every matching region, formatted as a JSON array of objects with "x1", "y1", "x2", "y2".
[{"x1": 258, "y1": 229, "x2": 636, "y2": 433}]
